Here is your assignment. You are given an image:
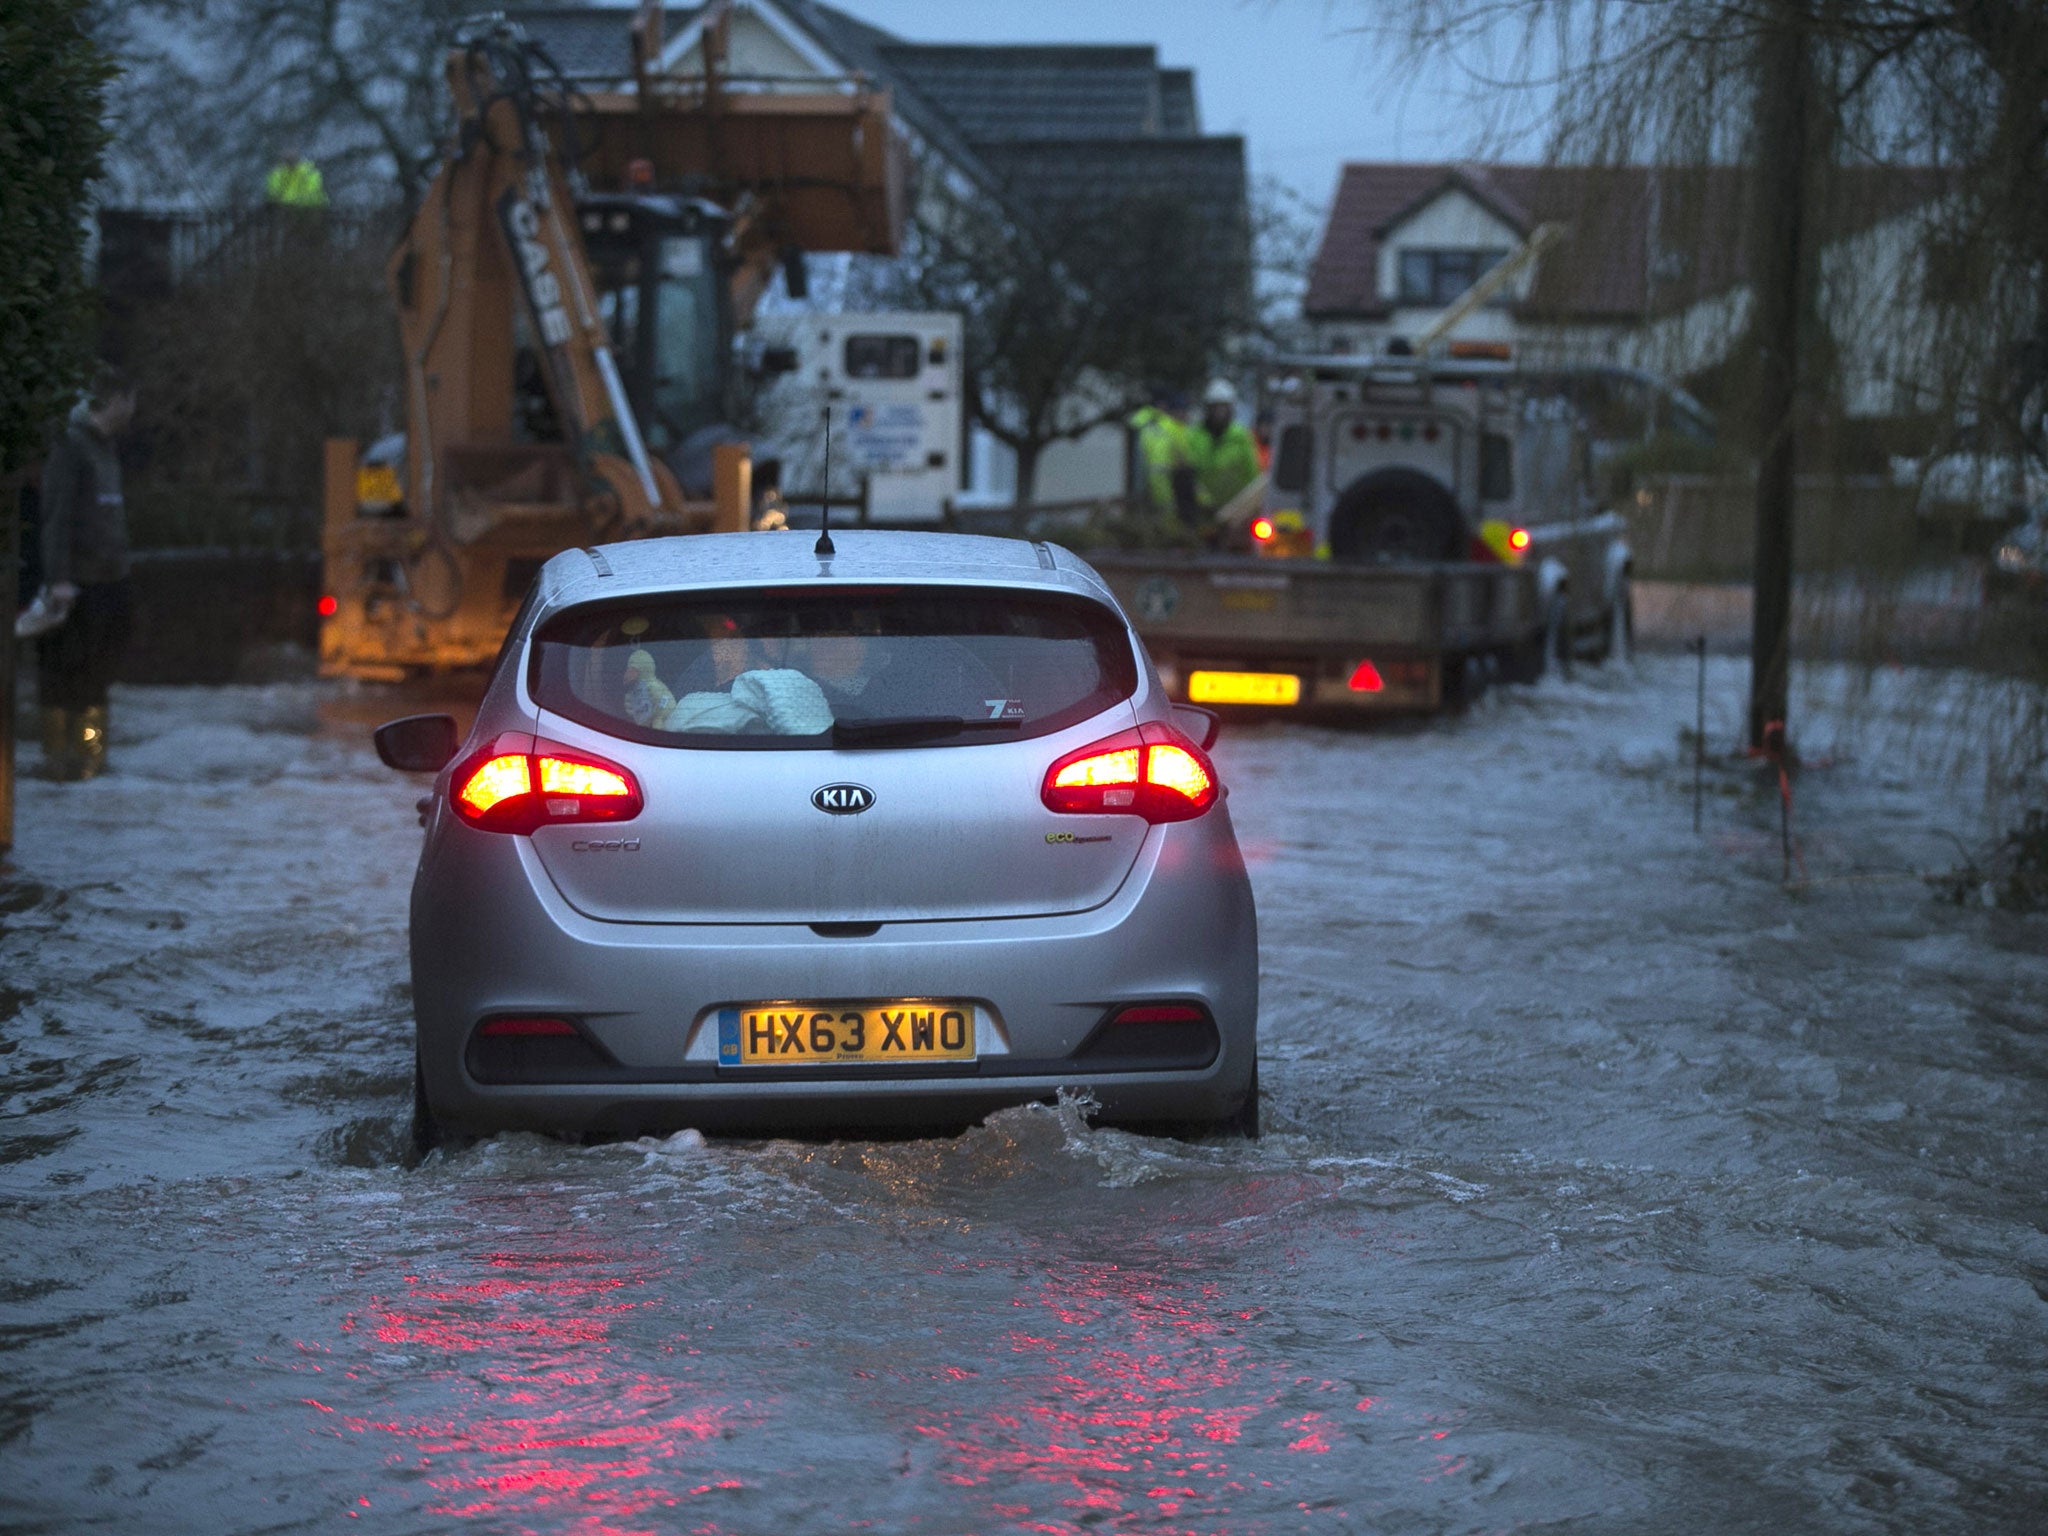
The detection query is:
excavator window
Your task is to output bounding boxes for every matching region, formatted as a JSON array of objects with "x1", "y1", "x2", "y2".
[
  {"x1": 649, "y1": 238, "x2": 723, "y2": 448},
  {"x1": 581, "y1": 198, "x2": 731, "y2": 455}
]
